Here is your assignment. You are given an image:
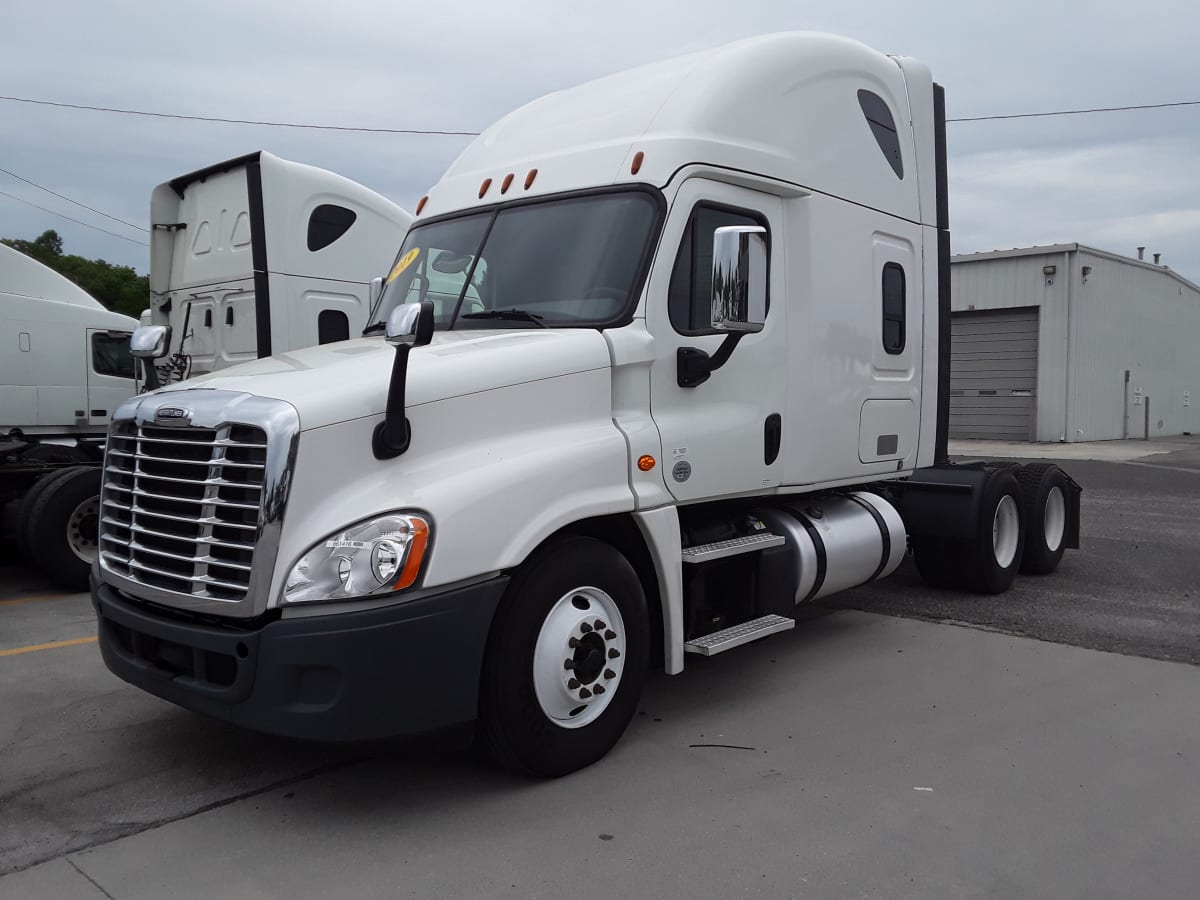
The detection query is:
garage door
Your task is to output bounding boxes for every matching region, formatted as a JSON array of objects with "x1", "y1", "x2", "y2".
[{"x1": 949, "y1": 307, "x2": 1038, "y2": 441}]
